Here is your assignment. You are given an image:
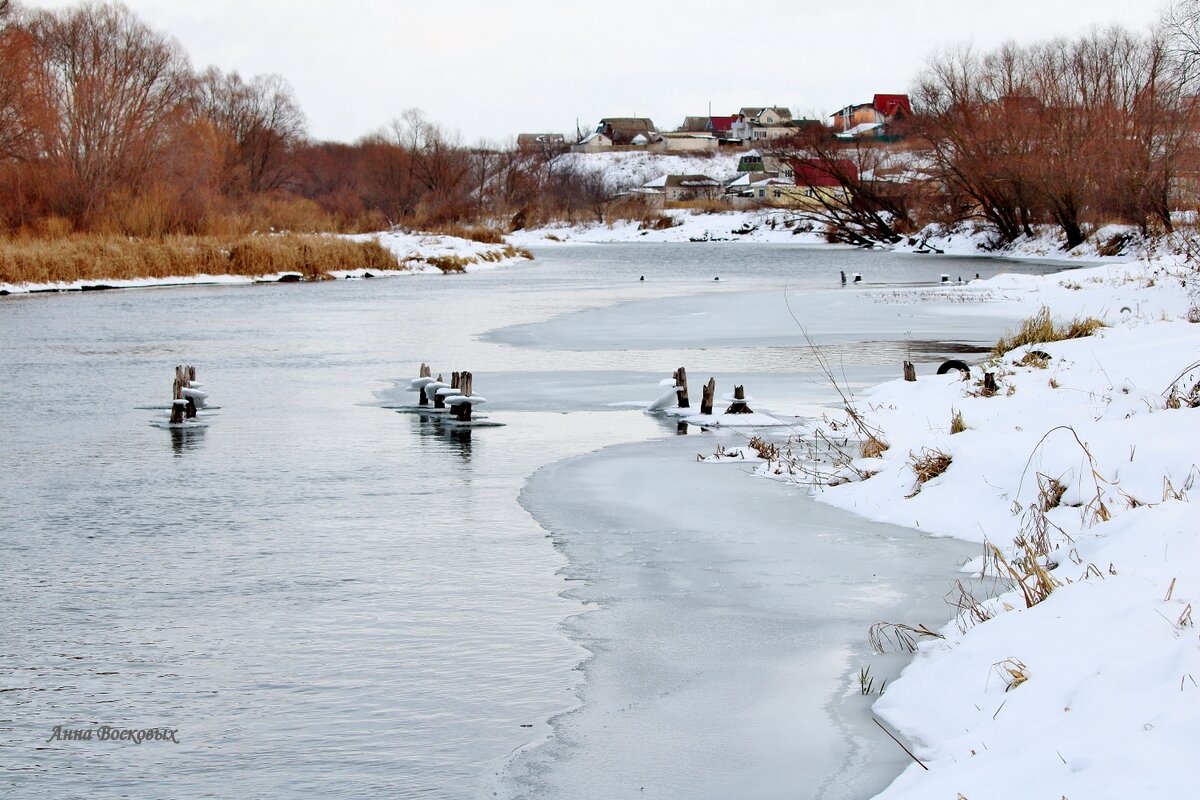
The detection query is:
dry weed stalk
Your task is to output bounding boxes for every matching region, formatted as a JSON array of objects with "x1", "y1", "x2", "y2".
[
  {"x1": 995, "y1": 657, "x2": 1030, "y2": 691},
  {"x1": 869, "y1": 621, "x2": 944, "y2": 654},
  {"x1": 908, "y1": 447, "x2": 952, "y2": 492}
]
